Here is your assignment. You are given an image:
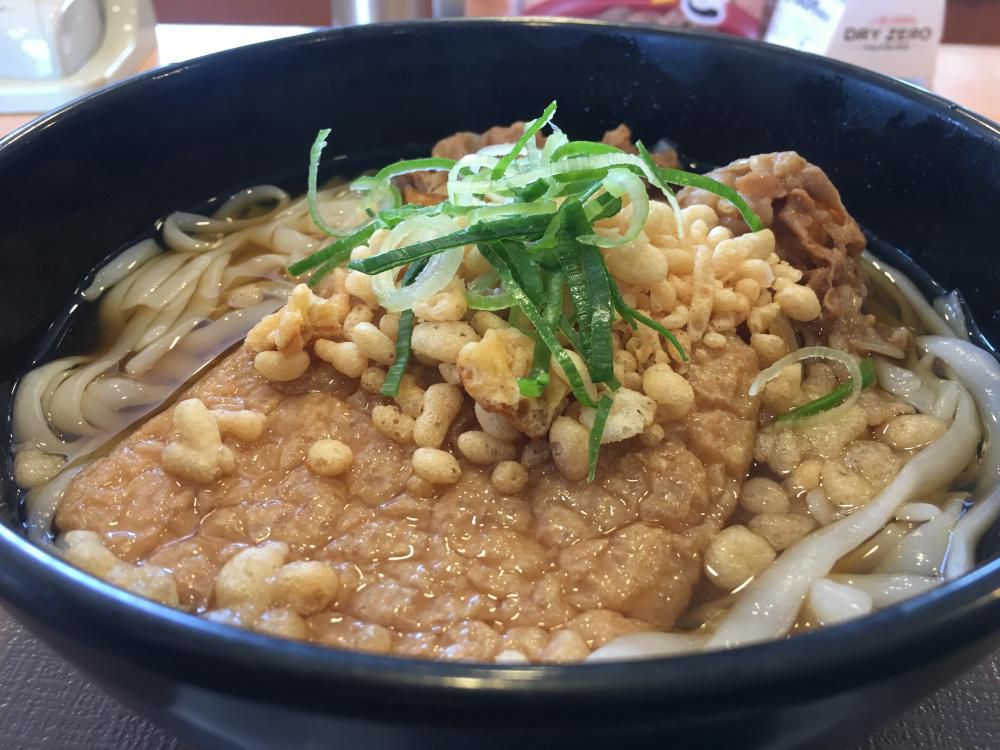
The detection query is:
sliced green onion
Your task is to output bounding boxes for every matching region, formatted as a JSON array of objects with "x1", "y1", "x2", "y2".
[
  {"x1": 351, "y1": 158, "x2": 456, "y2": 214},
  {"x1": 634, "y1": 141, "x2": 684, "y2": 238},
  {"x1": 606, "y1": 267, "x2": 687, "y2": 361},
  {"x1": 586, "y1": 195, "x2": 623, "y2": 222},
  {"x1": 551, "y1": 168, "x2": 611, "y2": 184},
  {"x1": 655, "y1": 165, "x2": 764, "y2": 232},
  {"x1": 558, "y1": 316, "x2": 585, "y2": 353},
  {"x1": 469, "y1": 200, "x2": 557, "y2": 224},
  {"x1": 518, "y1": 336, "x2": 551, "y2": 398},
  {"x1": 479, "y1": 243, "x2": 596, "y2": 408},
  {"x1": 539, "y1": 130, "x2": 569, "y2": 163},
  {"x1": 499, "y1": 241, "x2": 545, "y2": 305},
  {"x1": 517, "y1": 271, "x2": 563, "y2": 398},
  {"x1": 379, "y1": 201, "x2": 479, "y2": 228},
  {"x1": 556, "y1": 203, "x2": 595, "y2": 359},
  {"x1": 587, "y1": 394, "x2": 614, "y2": 482},
  {"x1": 381, "y1": 259, "x2": 428, "y2": 398},
  {"x1": 554, "y1": 179, "x2": 605, "y2": 198},
  {"x1": 642, "y1": 145, "x2": 764, "y2": 233},
  {"x1": 348, "y1": 213, "x2": 554, "y2": 276},
  {"x1": 382, "y1": 310, "x2": 414, "y2": 398},
  {"x1": 379, "y1": 204, "x2": 439, "y2": 227},
  {"x1": 581, "y1": 188, "x2": 623, "y2": 222},
  {"x1": 466, "y1": 278, "x2": 513, "y2": 311},
  {"x1": 551, "y1": 141, "x2": 623, "y2": 161},
  {"x1": 528, "y1": 209, "x2": 564, "y2": 253},
  {"x1": 306, "y1": 255, "x2": 342, "y2": 288},
  {"x1": 374, "y1": 157, "x2": 455, "y2": 182},
  {"x1": 466, "y1": 269, "x2": 513, "y2": 310},
  {"x1": 543, "y1": 270, "x2": 564, "y2": 325},
  {"x1": 450, "y1": 152, "x2": 658, "y2": 197},
  {"x1": 578, "y1": 168, "x2": 648, "y2": 248},
  {"x1": 751, "y1": 346, "x2": 863, "y2": 430},
  {"x1": 449, "y1": 142, "x2": 763, "y2": 237},
  {"x1": 491, "y1": 101, "x2": 557, "y2": 180},
  {"x1": 579, "y1": 246, "x2": 614, "y2": 382},
  {"x1": 555, "y1": 202, "x2": 614, "y2": 381},
  {"x1": 369, "y1": 215, "x2": 463, "y2": 312},
  {"x1": 512, "y1": 180, "x2": 551, "y2": 202},
  {"x1": 352, "y1": 175, "x2": 400, "y2": 213},
  {"x1": 288, "y1": 222, "x2": 377, "y2": 276},
  {"x1": 776, "y1": 358, "x2": 876, "y2": 425},
  {"x1": 307, "y1": 129, "x2": 350, "y2": 238}
]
